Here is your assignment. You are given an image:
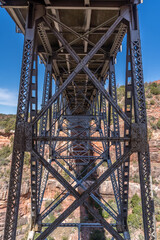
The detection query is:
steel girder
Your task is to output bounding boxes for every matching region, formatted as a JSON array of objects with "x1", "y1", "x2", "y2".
[{"x1": 3, "y1": 3, "x2": 156, "y2": 240}]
